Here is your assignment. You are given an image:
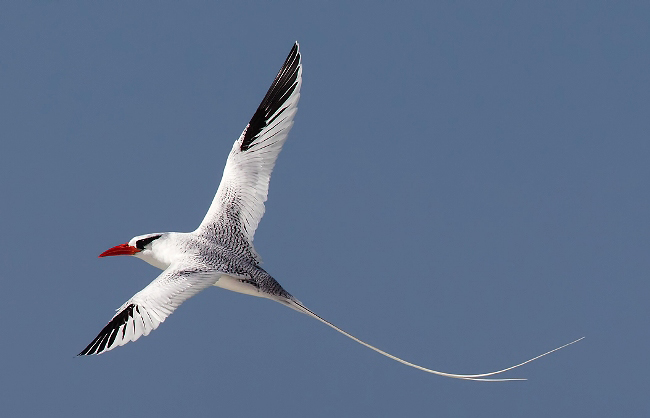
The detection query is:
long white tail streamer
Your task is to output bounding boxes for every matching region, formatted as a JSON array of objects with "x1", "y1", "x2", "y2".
[{"x1": 282, "y1": 299, "x2": 583, "y2": 382}]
